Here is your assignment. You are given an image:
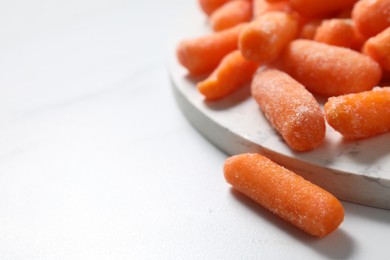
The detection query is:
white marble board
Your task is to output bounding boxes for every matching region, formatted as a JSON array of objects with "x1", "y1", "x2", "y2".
[{"x1": 168, "y1": 16, "x2": 390, "y2": 210}]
